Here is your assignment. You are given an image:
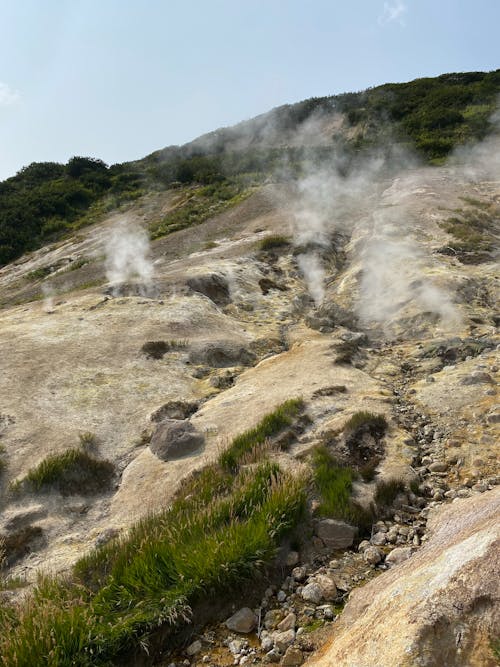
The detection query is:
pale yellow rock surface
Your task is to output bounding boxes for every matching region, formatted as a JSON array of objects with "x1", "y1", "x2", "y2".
[{"x1": 305, "y1": 488, "x2": 500, "y2": 667}]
